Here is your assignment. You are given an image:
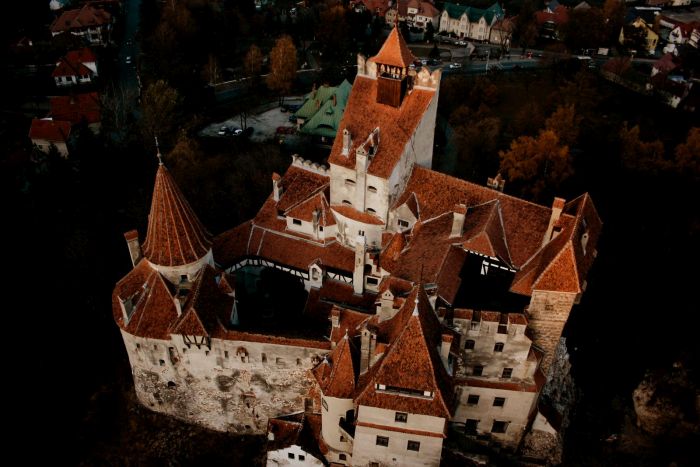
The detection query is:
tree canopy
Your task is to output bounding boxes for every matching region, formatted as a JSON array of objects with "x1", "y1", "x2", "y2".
[{"x1": 266, "y1": 35, "x2": 297, "y2": 102}]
